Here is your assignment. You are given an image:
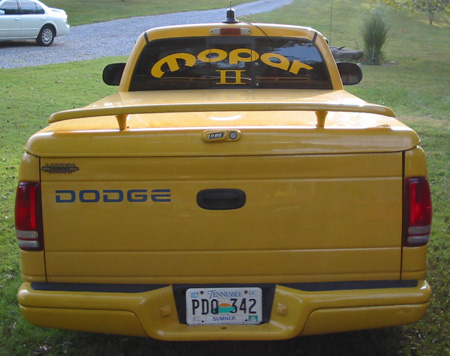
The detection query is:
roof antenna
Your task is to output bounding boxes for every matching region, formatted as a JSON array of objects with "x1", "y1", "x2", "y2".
[{"x1": 223, "y1": 0, "x2": 239, "y2": 23}]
